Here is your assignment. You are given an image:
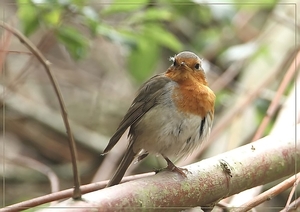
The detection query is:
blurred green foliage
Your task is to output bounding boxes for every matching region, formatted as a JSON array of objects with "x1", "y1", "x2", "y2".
[
  {"x1": 17, "y1": 0, "x2": 91, "y2": 60},
  {"x1": 16, "y1": 0, "x2": 276, "y2": 82},
  {"x1": 17, "y1": 0, "x2": 183, "y2": 81}
]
